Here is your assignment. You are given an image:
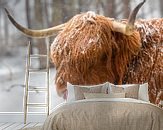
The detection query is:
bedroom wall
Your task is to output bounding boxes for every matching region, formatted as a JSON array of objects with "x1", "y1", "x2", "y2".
[{"x1": 0, "y1": 0, "x2": 162, "y2": 122}]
